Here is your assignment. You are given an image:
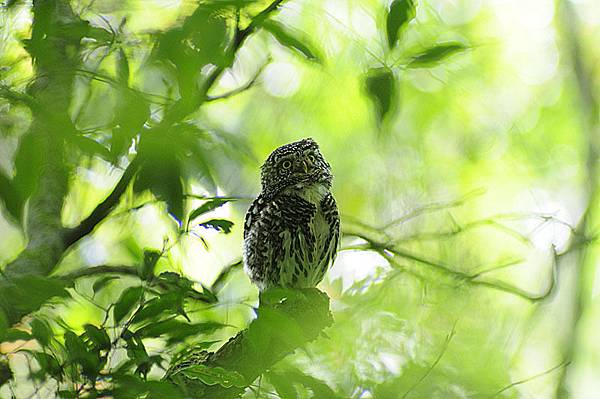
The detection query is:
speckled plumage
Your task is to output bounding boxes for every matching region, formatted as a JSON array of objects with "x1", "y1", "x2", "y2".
[{"x1": 243, "y1": 138, "x2": 339, "y2": 290}]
